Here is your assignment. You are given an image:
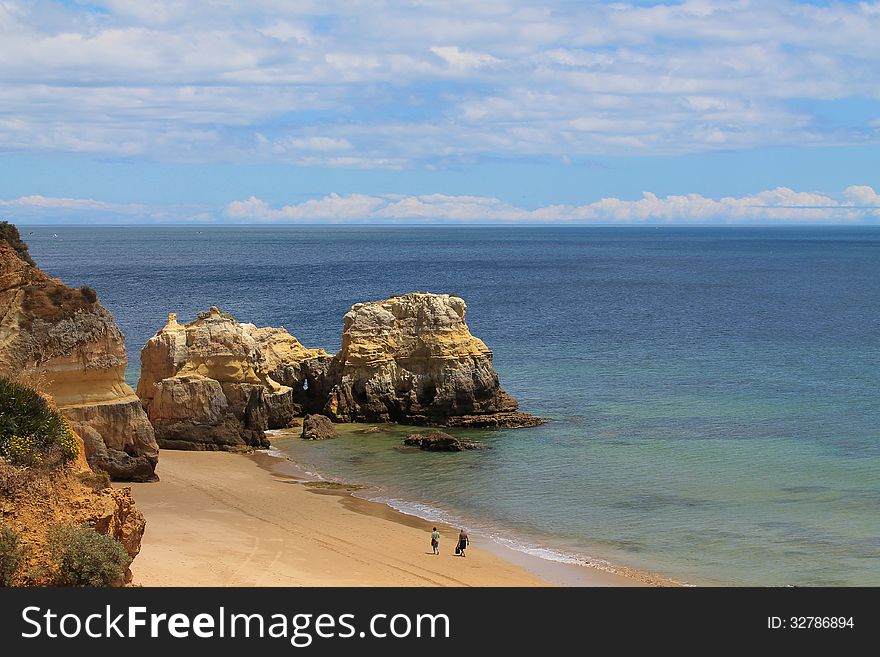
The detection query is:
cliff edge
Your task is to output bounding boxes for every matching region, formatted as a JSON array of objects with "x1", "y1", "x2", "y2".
[
  {"x1": 0, "y1": 224, "x2": 158, "y2": 481},
  {"x1": 0, "y1": 374, "x2": 145, "y2": 586},
  {"x1": 0, "y1": 464, "x2": 146, "y2": 585}
]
